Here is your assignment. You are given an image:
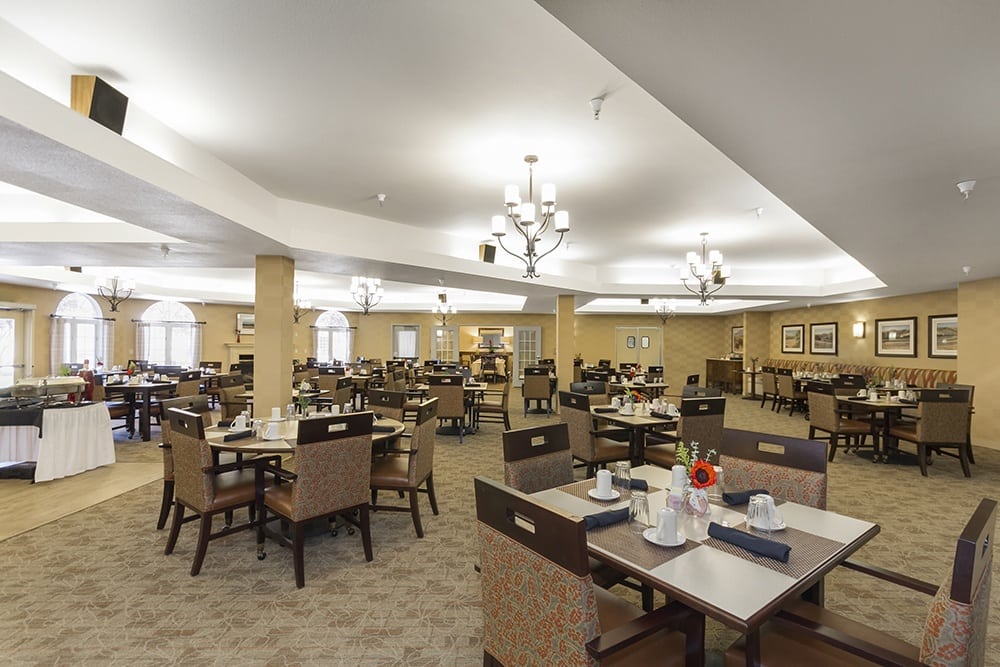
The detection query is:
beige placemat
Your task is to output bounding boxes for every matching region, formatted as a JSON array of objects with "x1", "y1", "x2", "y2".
[
  {"x1": 558, "y1": 478, "x2": 663, "y2": 507},
  {"x1": 702, "y1": 523, "x2": 844, "y2": 579},
  {"x1": 587, "y1": 521, "x2": 700, "y2": 570}
]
